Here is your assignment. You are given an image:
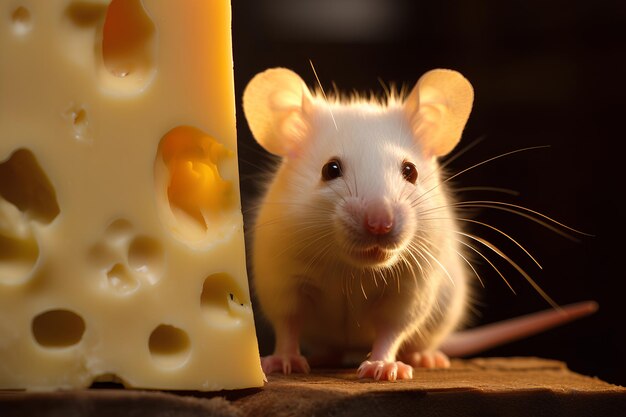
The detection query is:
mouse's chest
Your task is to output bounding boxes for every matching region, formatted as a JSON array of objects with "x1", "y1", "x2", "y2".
[{"x1": 298, "y1": 270, "x2": 408, "y2": 349}]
